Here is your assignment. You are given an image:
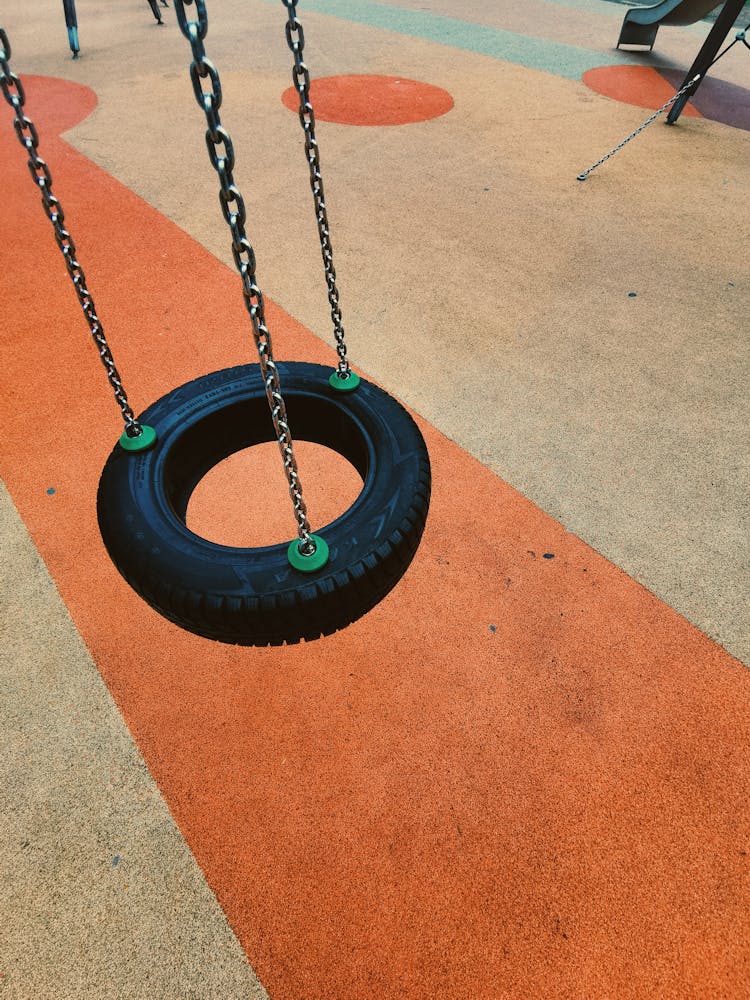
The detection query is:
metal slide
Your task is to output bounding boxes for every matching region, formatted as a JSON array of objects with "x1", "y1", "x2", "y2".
[{"x1": 617, "y1": 1, "x2": 724, "y2": 48}]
